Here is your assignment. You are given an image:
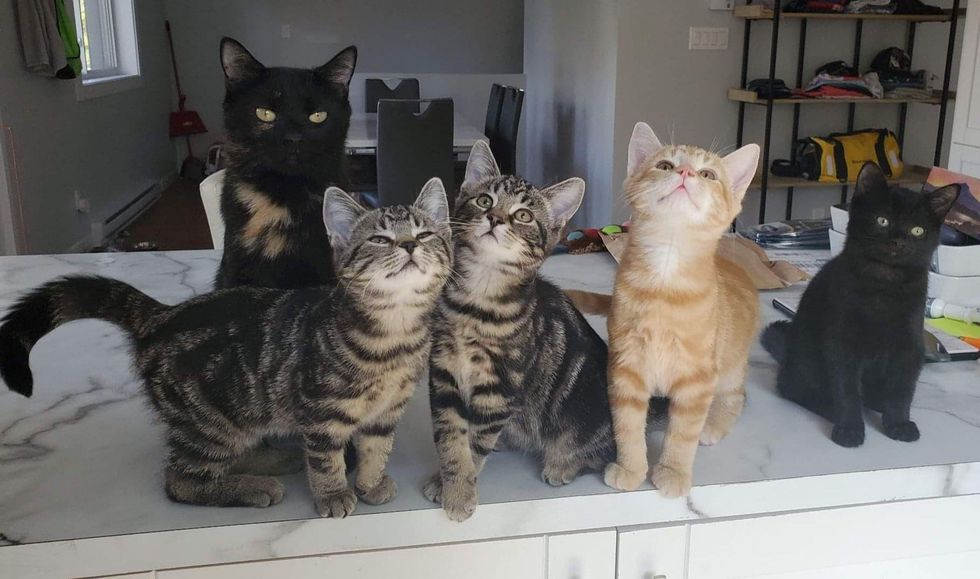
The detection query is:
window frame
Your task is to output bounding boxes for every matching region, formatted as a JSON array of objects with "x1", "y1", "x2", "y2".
[{"x1": 71, "y1": 0, "x2": 143, "y2": 100}]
